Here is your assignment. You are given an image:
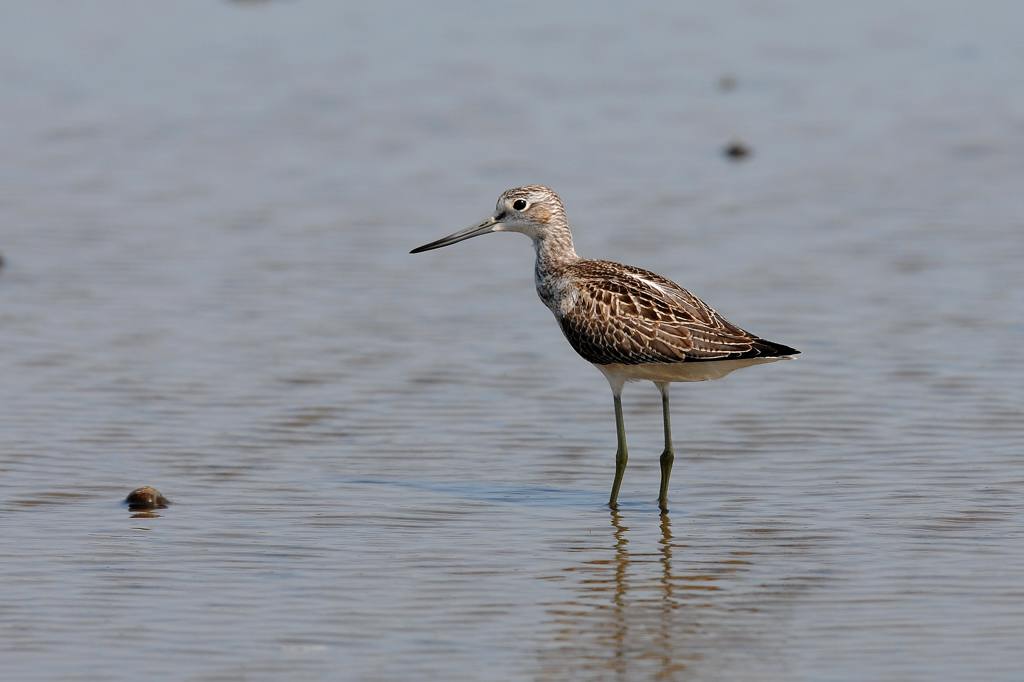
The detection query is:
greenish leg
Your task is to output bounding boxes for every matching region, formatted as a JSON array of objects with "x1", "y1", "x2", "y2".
[
  {"x1": 609, "y1": 394, "x2": 628, "y2": 509},
  {"x1": 657, "y1": 383, "x2": 675, "y2": 512}
]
